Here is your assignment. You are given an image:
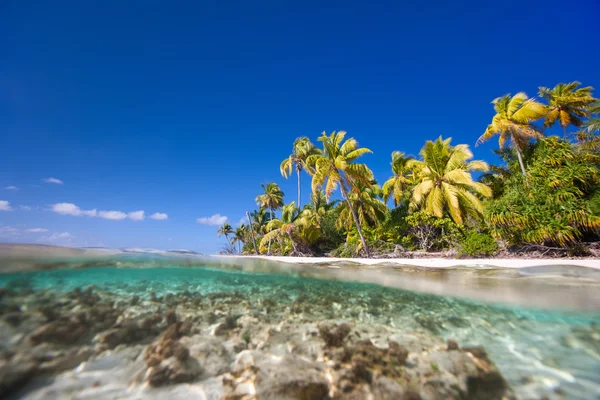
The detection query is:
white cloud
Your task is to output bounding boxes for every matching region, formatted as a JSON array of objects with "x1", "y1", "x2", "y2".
[
  {"x1": 98, "y1": 210, "x2": 127, "y2": 220},
  {"x1": 20, "y1": 205, "x2": 32, "y2": 211},
  {"x1": 0, "y1": 226, "x2": 19, "y2": 236},
  {"x1": 196, "y1": 214, "x2": 228, "y2": 226},
  {"x1": 51, "y1": 203, "x2": 97, "y2": 217},
  {"x1": 50, "y1": 202, "x2": 163, "y2": 223},
  {"x1": 0, "y1": 200, "x2": 12, "y2": 211},
  {"x1": 127, "y1": 210, "x2": 145, "y2": 221},
  {"x1": 44, "y1": 177, "x2": 64, "y2": 184},
  {"x1": 150, "y1": 212, "x2": 168, "y2": 221},
  {"x1": 4, "y1": 186, "x2": 17, "y2": 190},
  {"x1": 26, "y1": 228, "x2": 48, "y2": 233},
  {"x1": 49, "y1": 232, "x2": 72, "y2": 240}
]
